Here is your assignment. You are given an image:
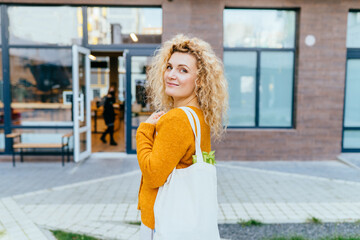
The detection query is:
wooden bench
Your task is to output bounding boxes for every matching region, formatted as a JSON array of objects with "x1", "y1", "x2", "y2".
[{"x1": 6, "y1": 132, "x2": 72, "y2": 167}]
